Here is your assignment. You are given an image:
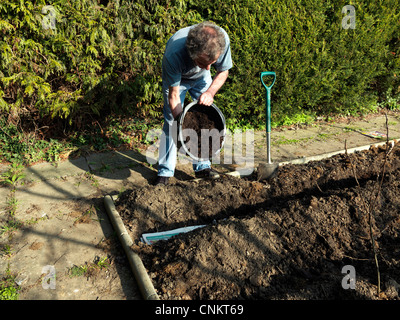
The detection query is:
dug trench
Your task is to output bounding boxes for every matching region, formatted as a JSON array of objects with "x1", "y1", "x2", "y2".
[{"x1": 116, "y1": 141, "x2": 400, "y2": 300}]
